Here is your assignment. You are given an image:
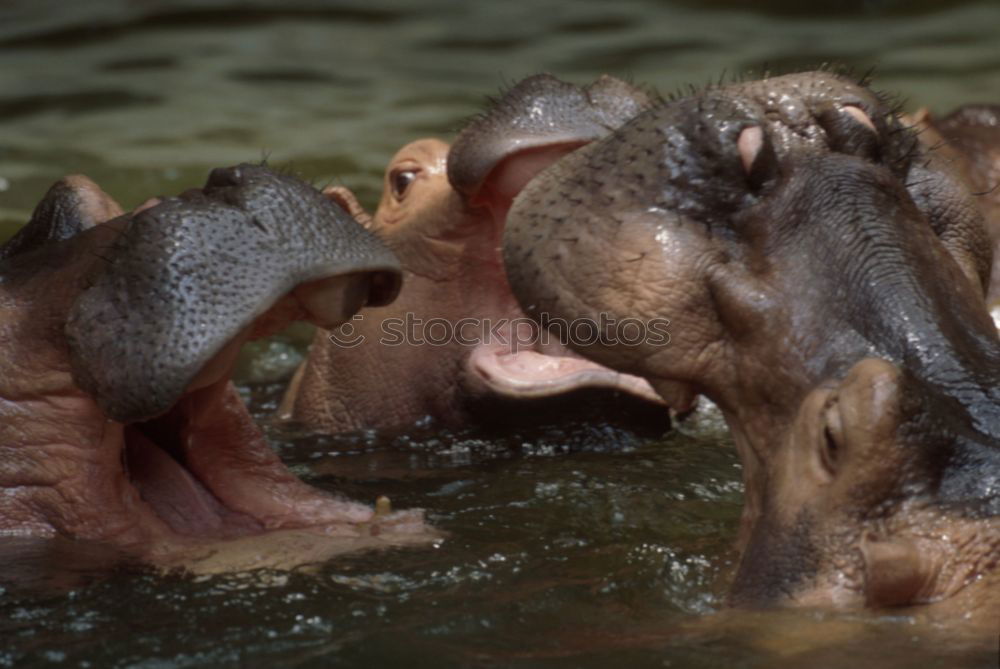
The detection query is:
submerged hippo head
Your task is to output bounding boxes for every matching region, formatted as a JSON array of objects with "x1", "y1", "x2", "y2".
[
  {"x1": 456, "y1": 71, "x2": 1000, "y2": 608},
  {"x1": 280, "y1": 75, "x2": 669, "y2": 434},
  {"x1": 734, "y1": 357, "x2": 1000, "y2": 609},
  {"x1": 0, "y1": 165, "x2": 431, "y2": 569}
]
